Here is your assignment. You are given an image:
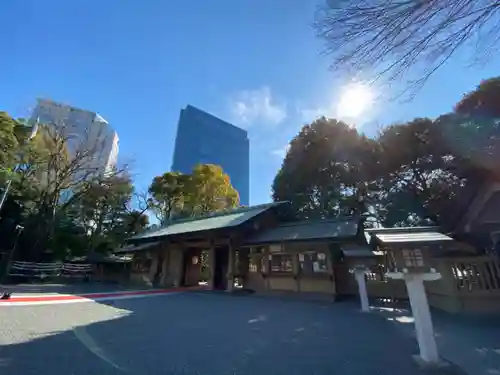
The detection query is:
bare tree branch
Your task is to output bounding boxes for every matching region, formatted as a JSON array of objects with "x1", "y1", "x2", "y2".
[{"x1": 314, "y1": 0, "x2": 500, "y2": 98}]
